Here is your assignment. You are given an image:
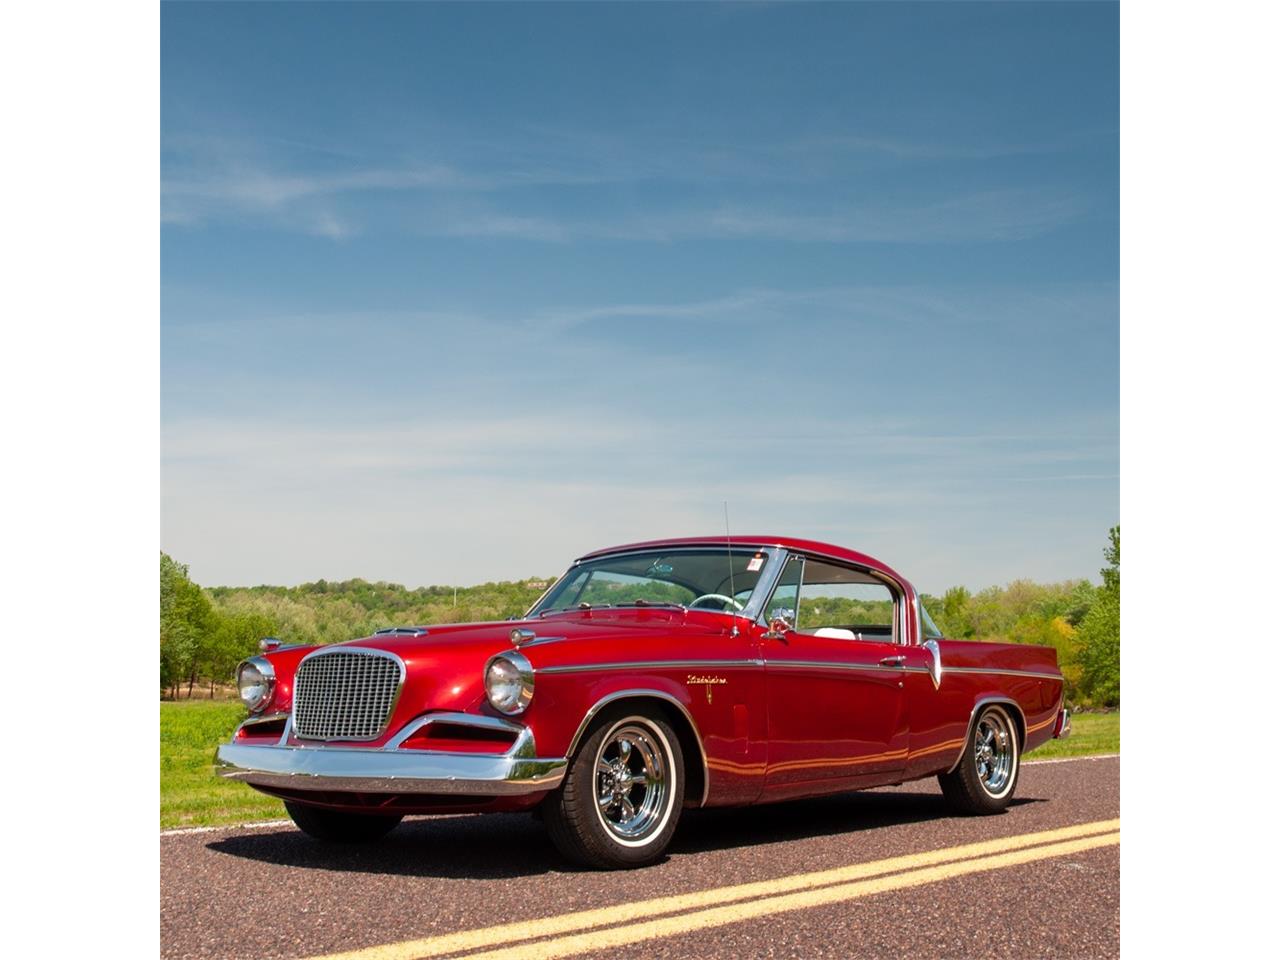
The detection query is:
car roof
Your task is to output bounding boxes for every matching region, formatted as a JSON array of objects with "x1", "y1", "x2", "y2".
[{"x1": 577, "y1": 536, "x2": 915, "y2": 596}]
